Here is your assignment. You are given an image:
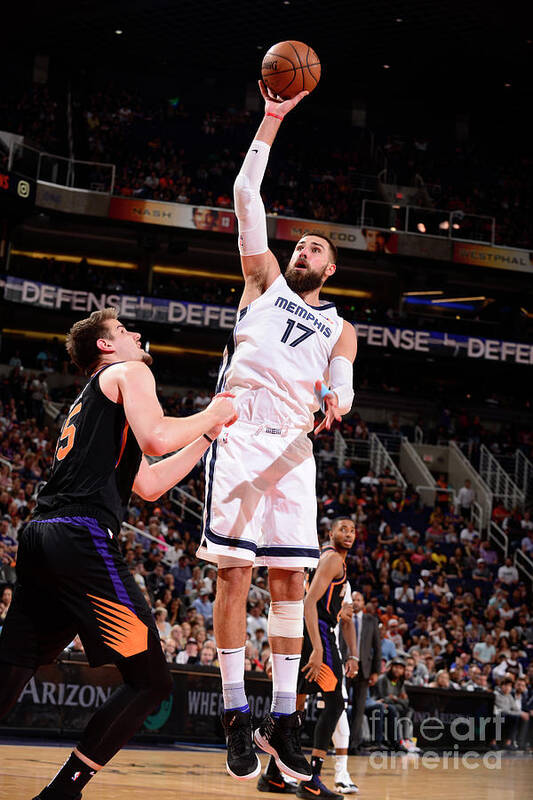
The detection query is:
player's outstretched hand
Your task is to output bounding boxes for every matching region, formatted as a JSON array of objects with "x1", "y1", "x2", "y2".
[
  {"x1": 259, "y1": 80, "x2": 308, "y2": 117},
  {"x1": 207, "y1": 392, "x2": 238, "y2": 428},
  {"x1": 313, "y1": 380, "x2": 342, "y2": 435}
]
